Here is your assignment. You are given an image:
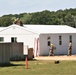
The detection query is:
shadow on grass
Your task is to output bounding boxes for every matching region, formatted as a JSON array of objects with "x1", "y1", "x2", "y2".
[
  {"x1": 0, "y1": 63, "x2": 25, "y2": 67},
  {"x1": 0, "y1": 59, "x2": 36, "y2": 67}
]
